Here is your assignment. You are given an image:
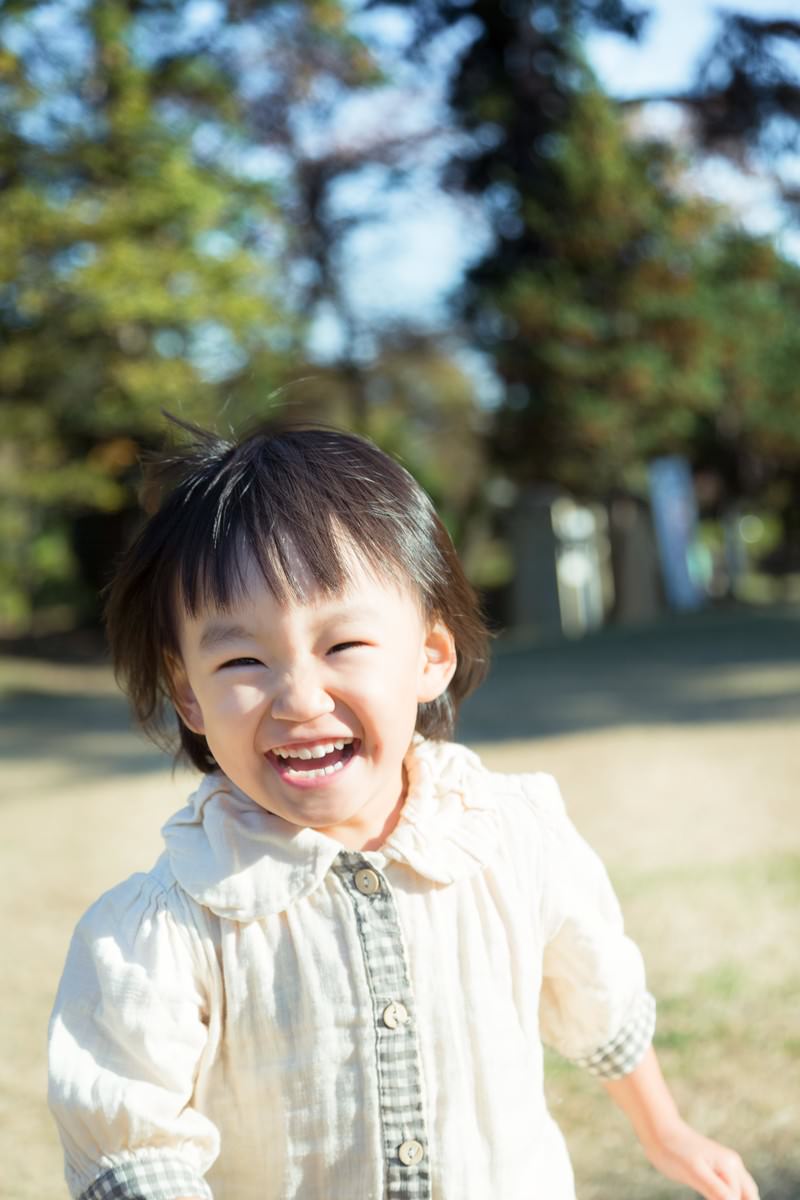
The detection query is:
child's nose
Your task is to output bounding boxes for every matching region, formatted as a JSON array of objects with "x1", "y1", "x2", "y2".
[{"x1": 270, "y1": 669, "x2": 335, "y2": 722}]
